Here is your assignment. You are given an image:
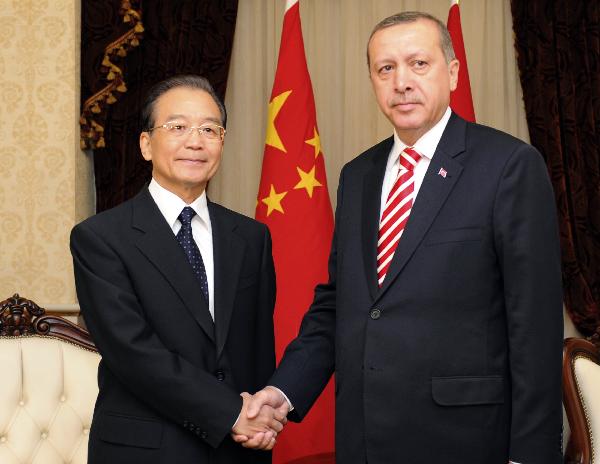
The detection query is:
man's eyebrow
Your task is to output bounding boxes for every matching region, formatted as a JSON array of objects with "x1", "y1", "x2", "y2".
[
  {"x1": 163, "y1": 114, "x2": 222, "y2": 124},
  {"x1": 163, "y1": 113, "x2": 187, "y2": 121},
  {"x1": 405, "y1": 50, "x2": 428, "y2": 60},
  {"x1": 202, "y1": 117, "x2": 222, "y2": 124}
]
